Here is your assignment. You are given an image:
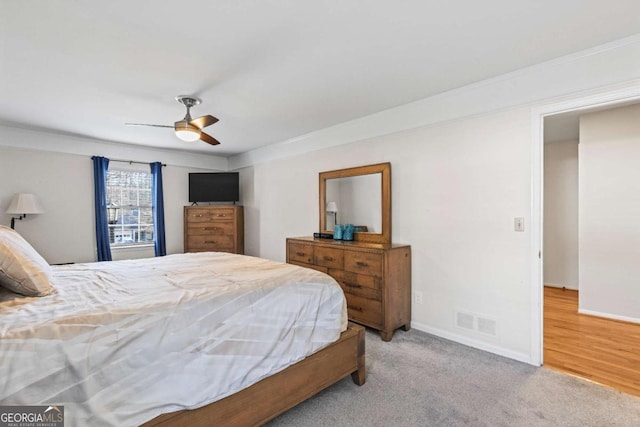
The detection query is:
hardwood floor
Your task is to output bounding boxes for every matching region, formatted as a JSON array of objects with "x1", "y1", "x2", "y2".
[{"x1": 544, "y1": 286, "x2": 640, "y2": 397}]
